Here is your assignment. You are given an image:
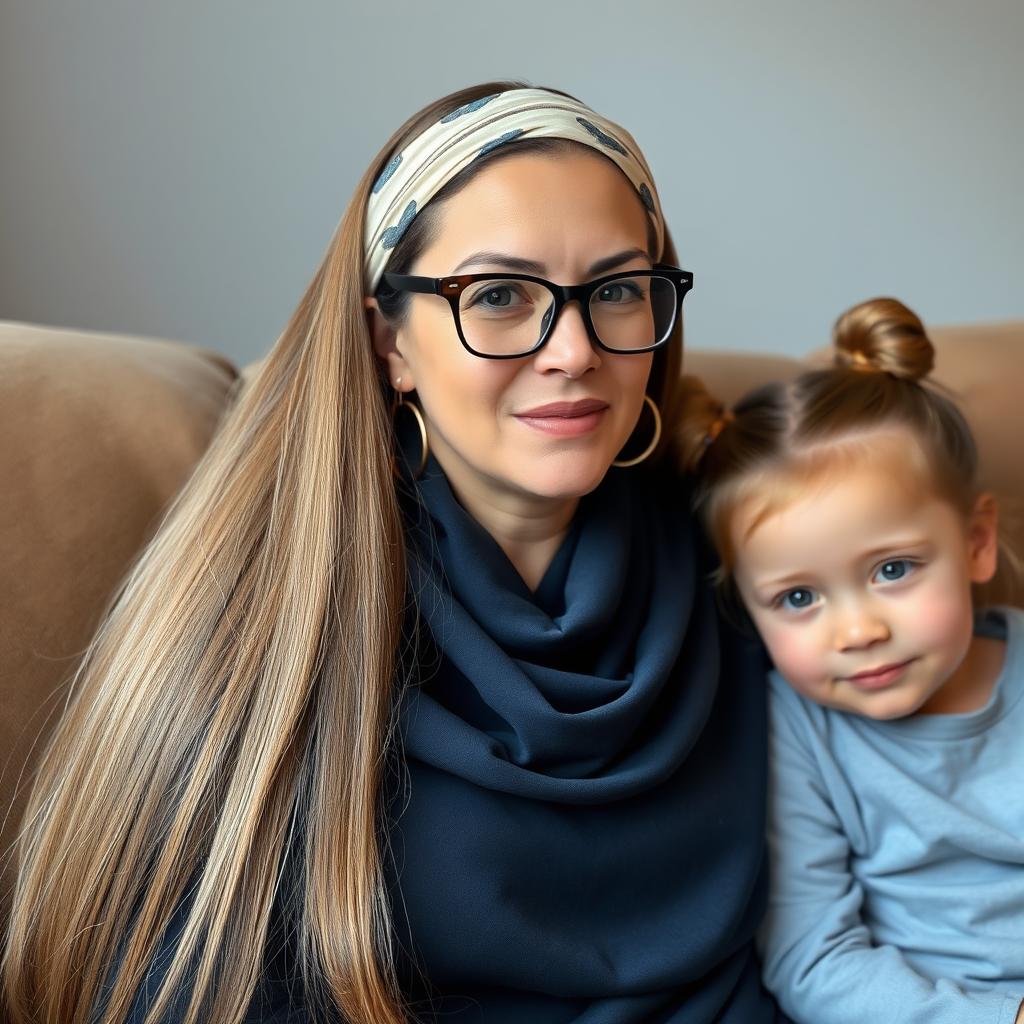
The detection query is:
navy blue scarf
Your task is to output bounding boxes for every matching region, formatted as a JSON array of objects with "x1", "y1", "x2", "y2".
[{"x1": 387, "y1": 458, "x2": 784, "y2": 1023}]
